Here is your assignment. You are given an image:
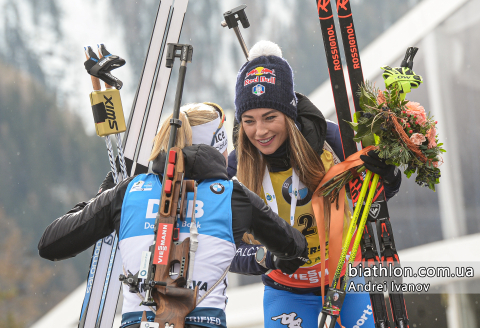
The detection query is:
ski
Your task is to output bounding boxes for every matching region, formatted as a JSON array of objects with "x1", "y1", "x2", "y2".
[
  {"x1": 315, "y1": 1, "x2": 408, "y2": 327},
  {"x1": 334, "y1": 2, "x2": 409, "y2": 327},
  {"x1": 78, "y1": 1, "x2": 189, "y2": 327},
  {"x1": 123, "y1": 0, "x2": 189, "y2": 176}
]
